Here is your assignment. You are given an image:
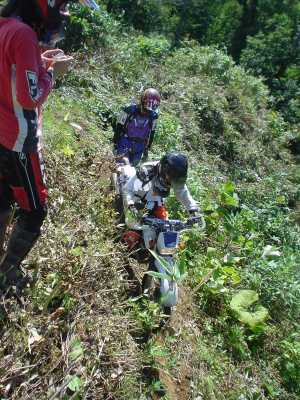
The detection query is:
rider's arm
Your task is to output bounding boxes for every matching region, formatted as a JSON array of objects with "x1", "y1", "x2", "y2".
[
  {"x1": 122, "y1": 173, "x2": 137, "y2": 209},
  {"x1": 113, "y1": 104, "x2": 137, "y2": 145},
  {"x1": 112, "y1": 110, "x2": 128, "y2": 144},
  {"x1": 173, "y1": 184, "x2": 198, "y2": 212},
  {"x1": 13, "y1": 26, "x2": 53, "y2": 110}
]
